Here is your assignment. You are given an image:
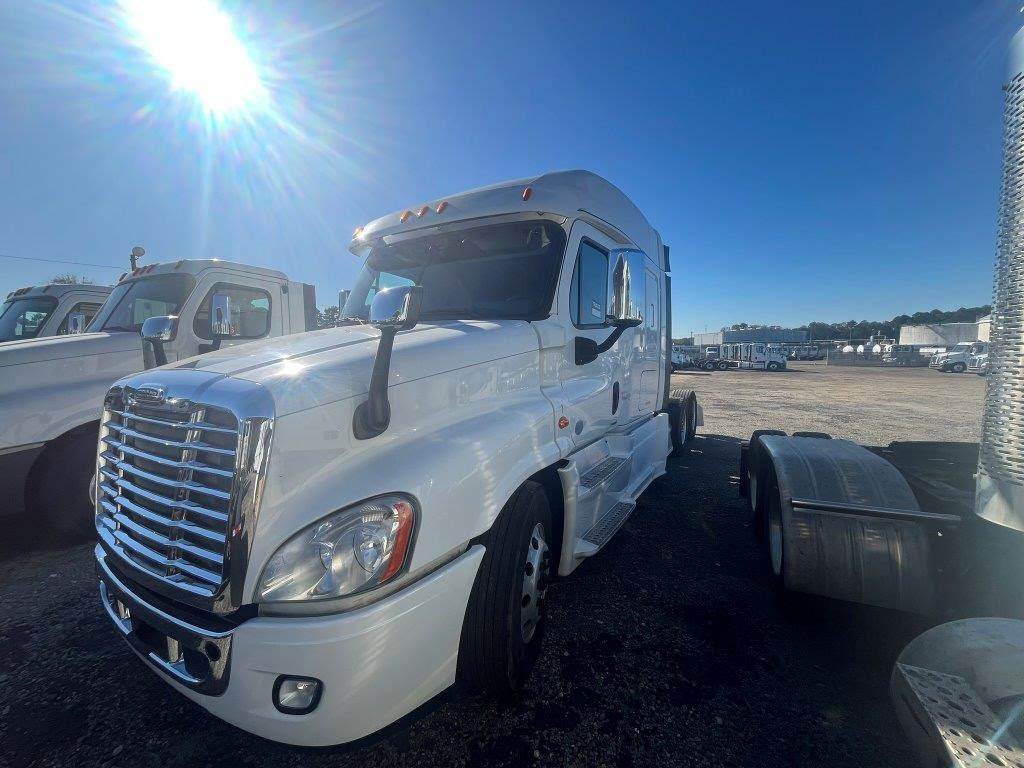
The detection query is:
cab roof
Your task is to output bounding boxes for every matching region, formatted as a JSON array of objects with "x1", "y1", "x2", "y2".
[
  {"x1": 350, "y1": 170, "x2": 665, "y2": 270},
  {"x1": 116, "y1": 259, "x2": 288, "y2": 284},
  {"x1": 5, "y1": 283, "x2": 112, "y2": 300}
]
